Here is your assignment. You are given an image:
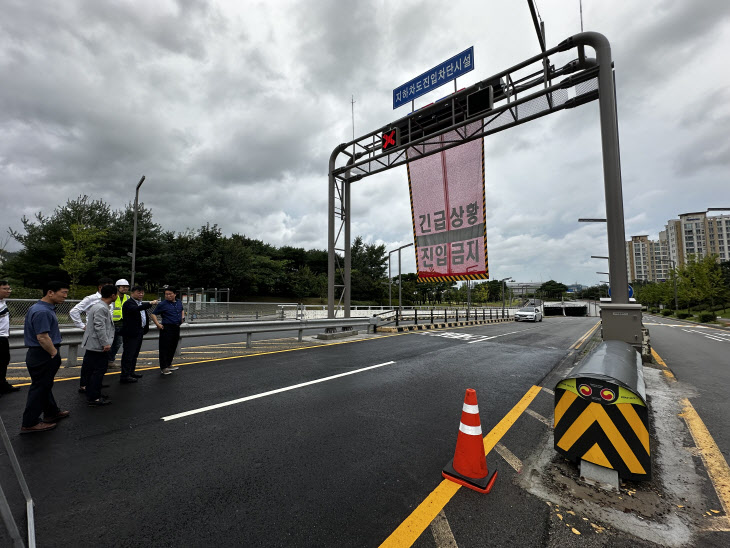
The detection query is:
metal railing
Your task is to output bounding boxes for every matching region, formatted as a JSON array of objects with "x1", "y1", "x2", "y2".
[
  {"x1": 7, "y1": 317, "x2": 377, "y2": 367},
  {"x1": 5, "y1": 300, "x2": 520, "y2": 325},
  {"x1": 385, "y1": 307, "x2": 516, "y2": 327},
  {"x1": 3, "y1": 300, "x2": 300, "y2": 326}
]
